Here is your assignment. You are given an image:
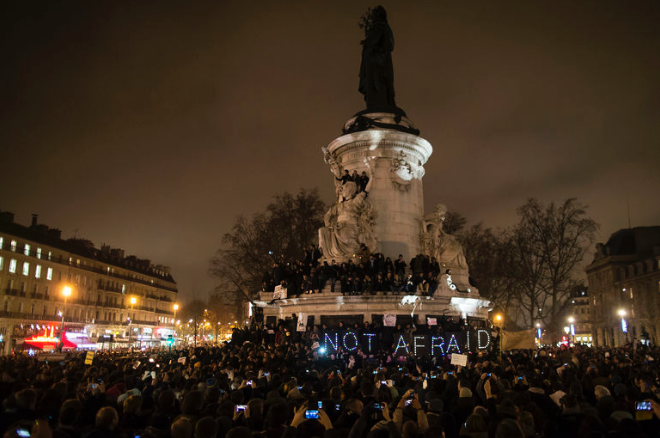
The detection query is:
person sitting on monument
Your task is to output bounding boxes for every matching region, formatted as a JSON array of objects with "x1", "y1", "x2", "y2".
[
  {"x1": 375, "y1": 273, "x2": 387, "y2": 294},
  {"x1": 426, "y1": 271, "x2": 438, "y2": 296},
  {"x1": 341, "y1": 275, "x2": 354, "y2": 296},
  {"x1": 391, "y1": 273, "x2": 403, "y2": 294},
  {"x1": 401, "y1": 273, "x2": 415, "y2": 294},
  {"x1": 362, "y1": 275, "x2": 374, "y2": 295},
  {"x1": 309, "y1": 270, "x2": 321, "y2": 294},
  {"x1": 382, "y1": 272, "x2": 394, "y2": 293},
  {"x1": 415, "y1": 272, "x2": 427, "y2": 295}
]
